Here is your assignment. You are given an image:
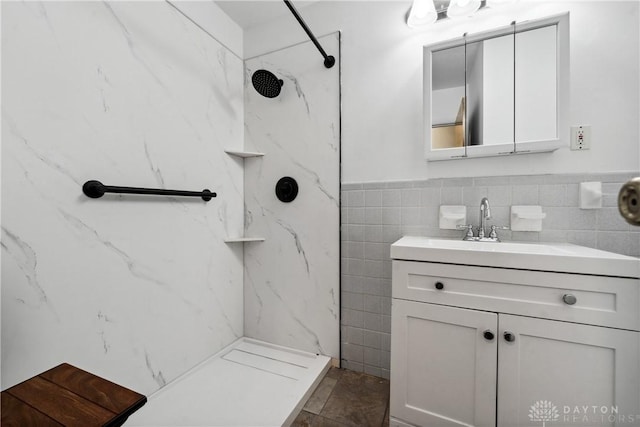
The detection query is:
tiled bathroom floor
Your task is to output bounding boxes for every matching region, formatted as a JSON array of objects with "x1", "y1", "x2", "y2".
[{"x1": 292, "y1": 367, "x2": 390, "y2": 427}]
